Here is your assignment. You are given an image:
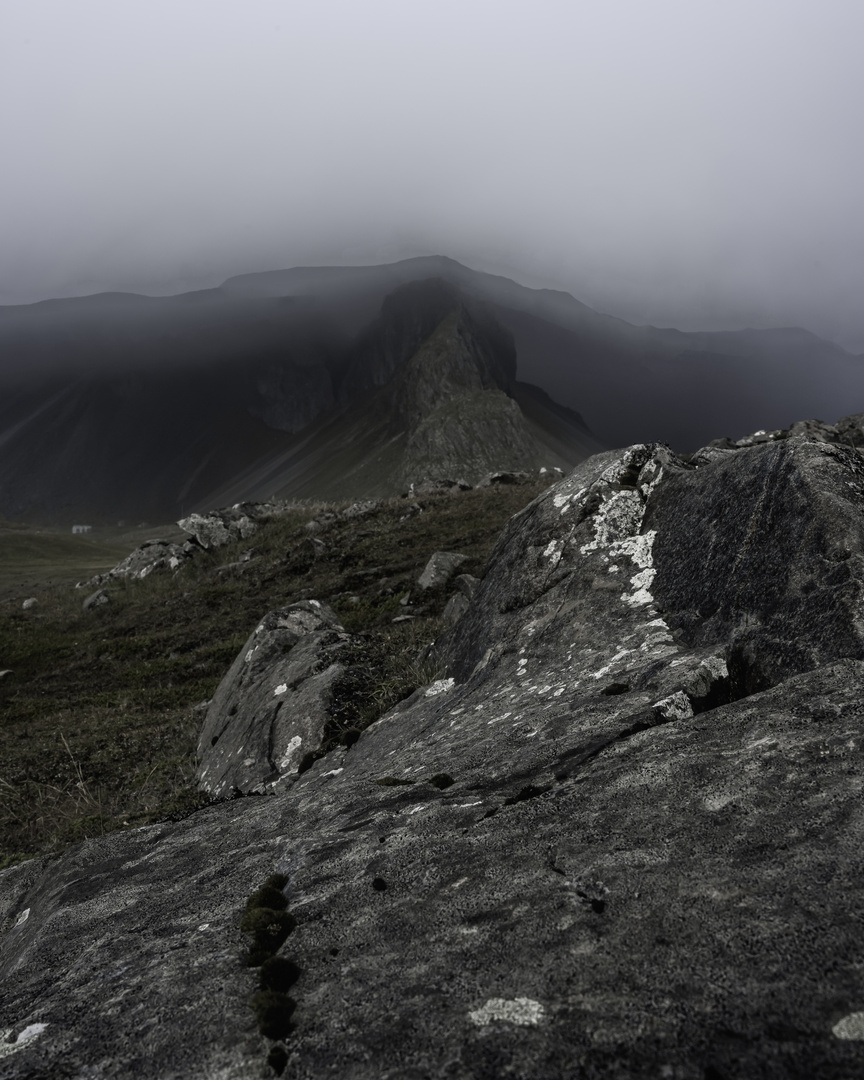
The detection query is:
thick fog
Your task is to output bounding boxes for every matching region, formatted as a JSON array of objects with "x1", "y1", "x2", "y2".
[{"x1": 2, "y1": 0, "x2": 863, "y2": 349}]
